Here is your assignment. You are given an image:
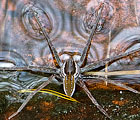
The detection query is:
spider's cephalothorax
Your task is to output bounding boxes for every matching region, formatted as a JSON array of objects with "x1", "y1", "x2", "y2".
[
  {"x1": 61, "y1": 58, "x2": 79, "y2": 96},
  {"x1": 2, "y1": 2, "x2": 140, "y2": 120}
]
